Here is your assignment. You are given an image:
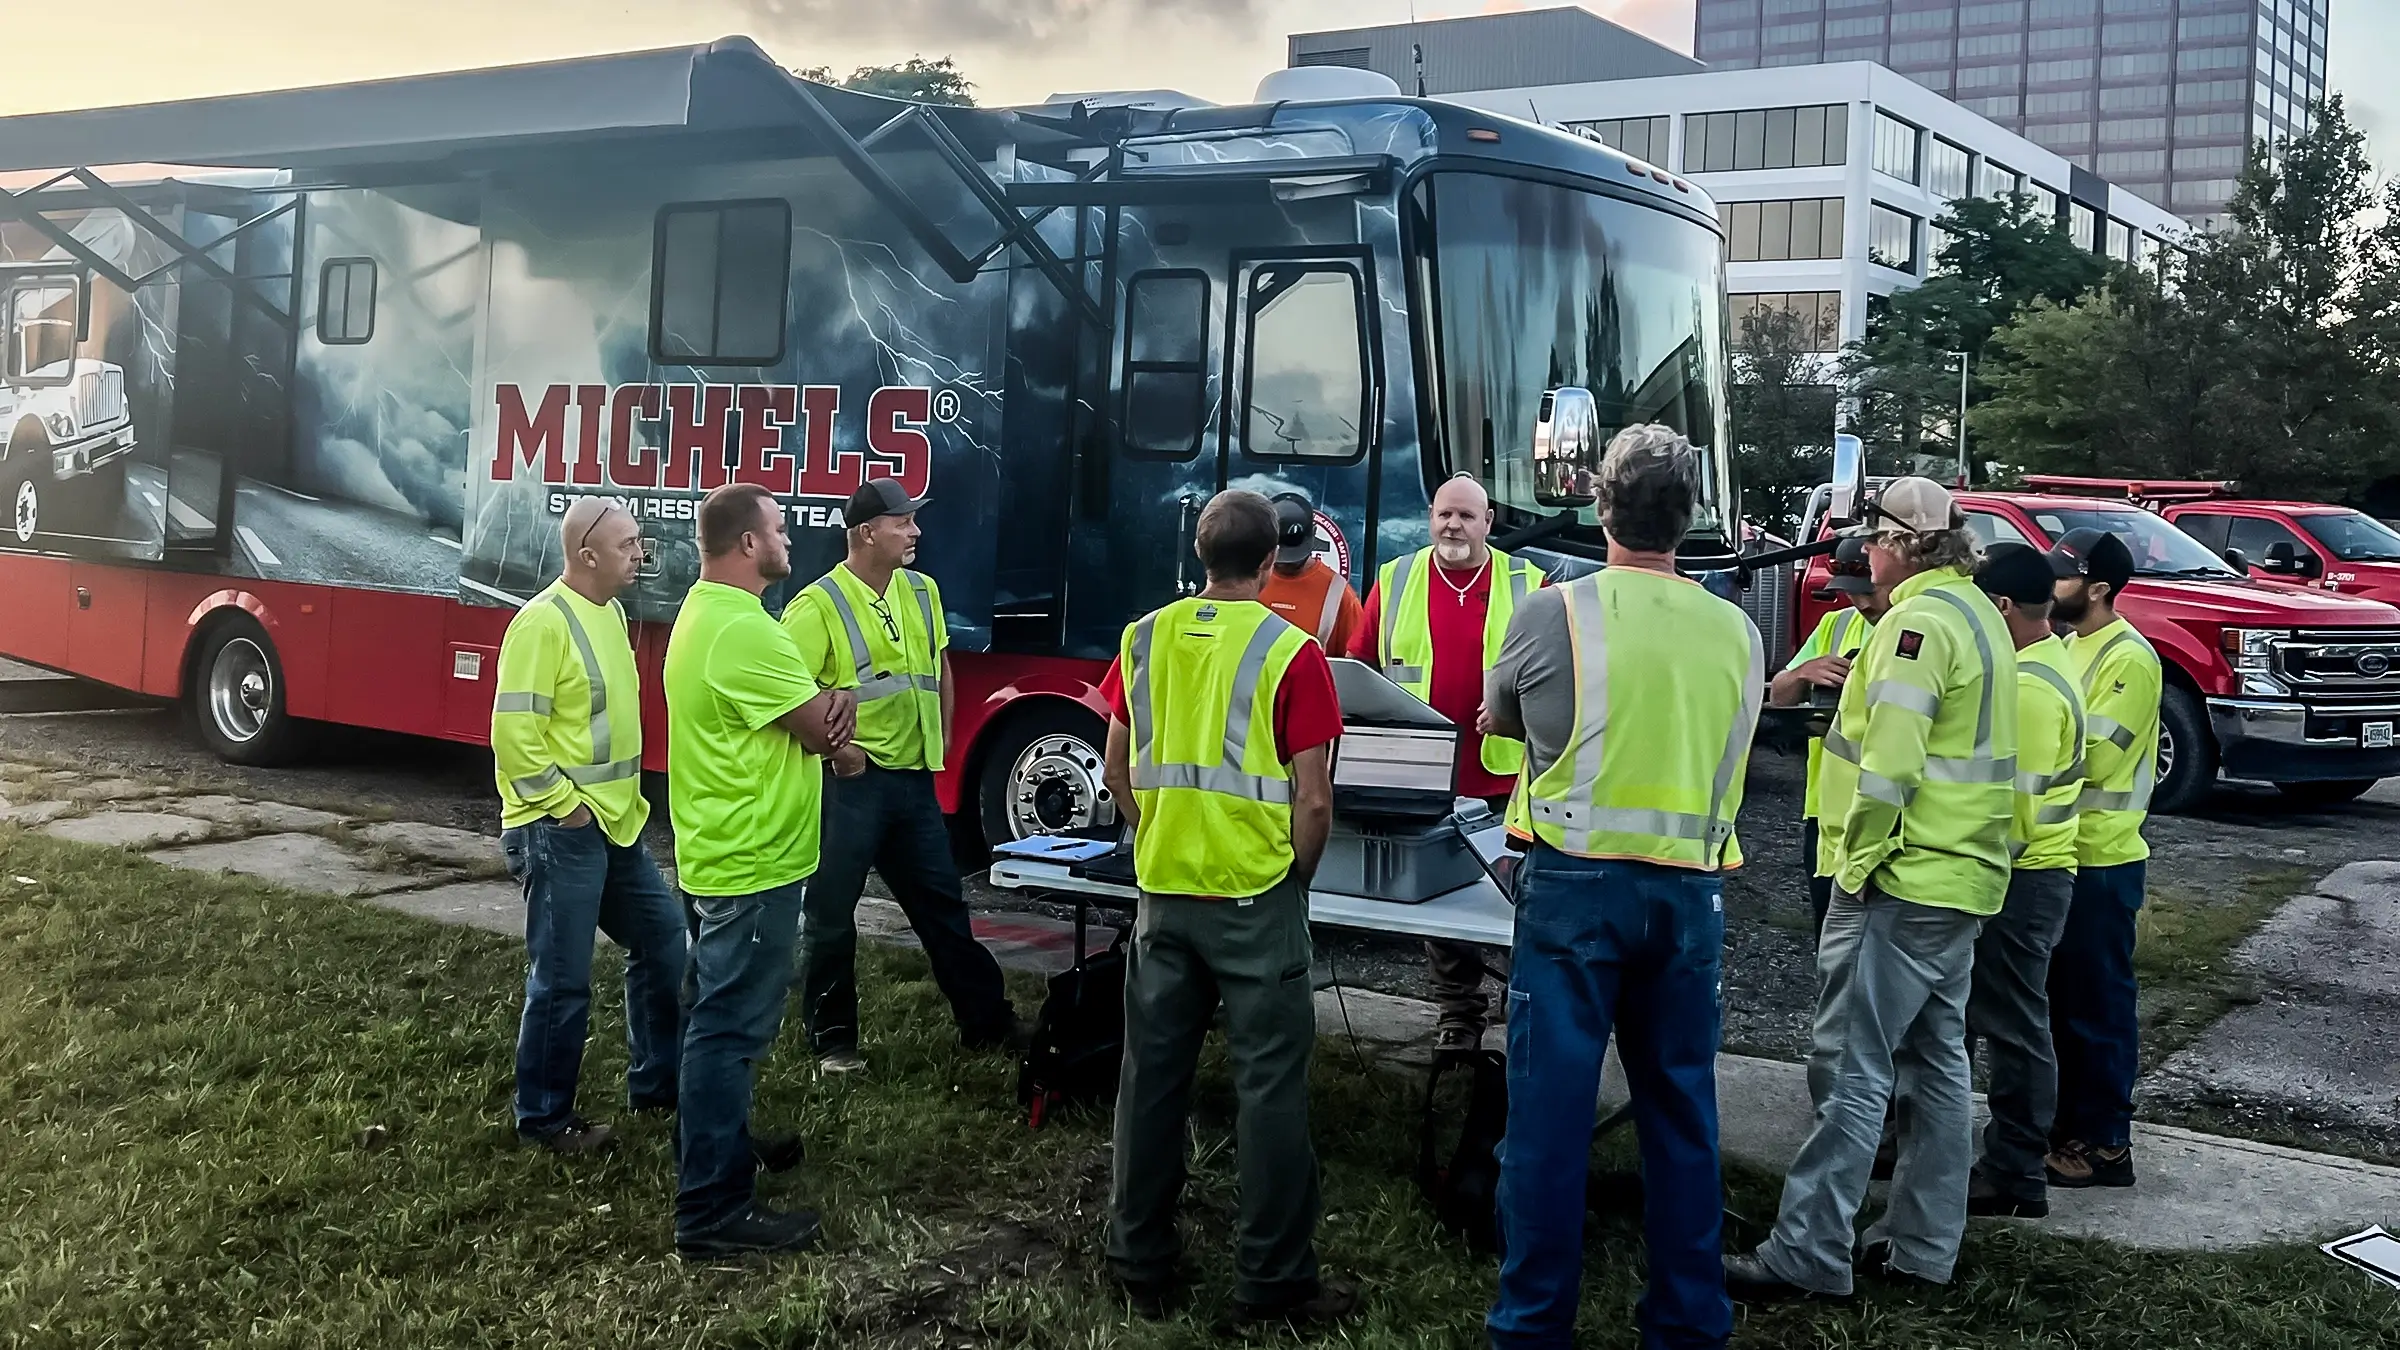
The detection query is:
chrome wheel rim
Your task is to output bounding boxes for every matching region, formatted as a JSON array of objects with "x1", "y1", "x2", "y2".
[
  {"x1": 208, "y1": 638, "x2": 273, "y2": 744},
  {"x1": 2156, "y1": 719, "x2": 2177, "y2": 786},
  {"x1": 1006, "y1": 731, "x2": 1113, "y2": 839}
]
